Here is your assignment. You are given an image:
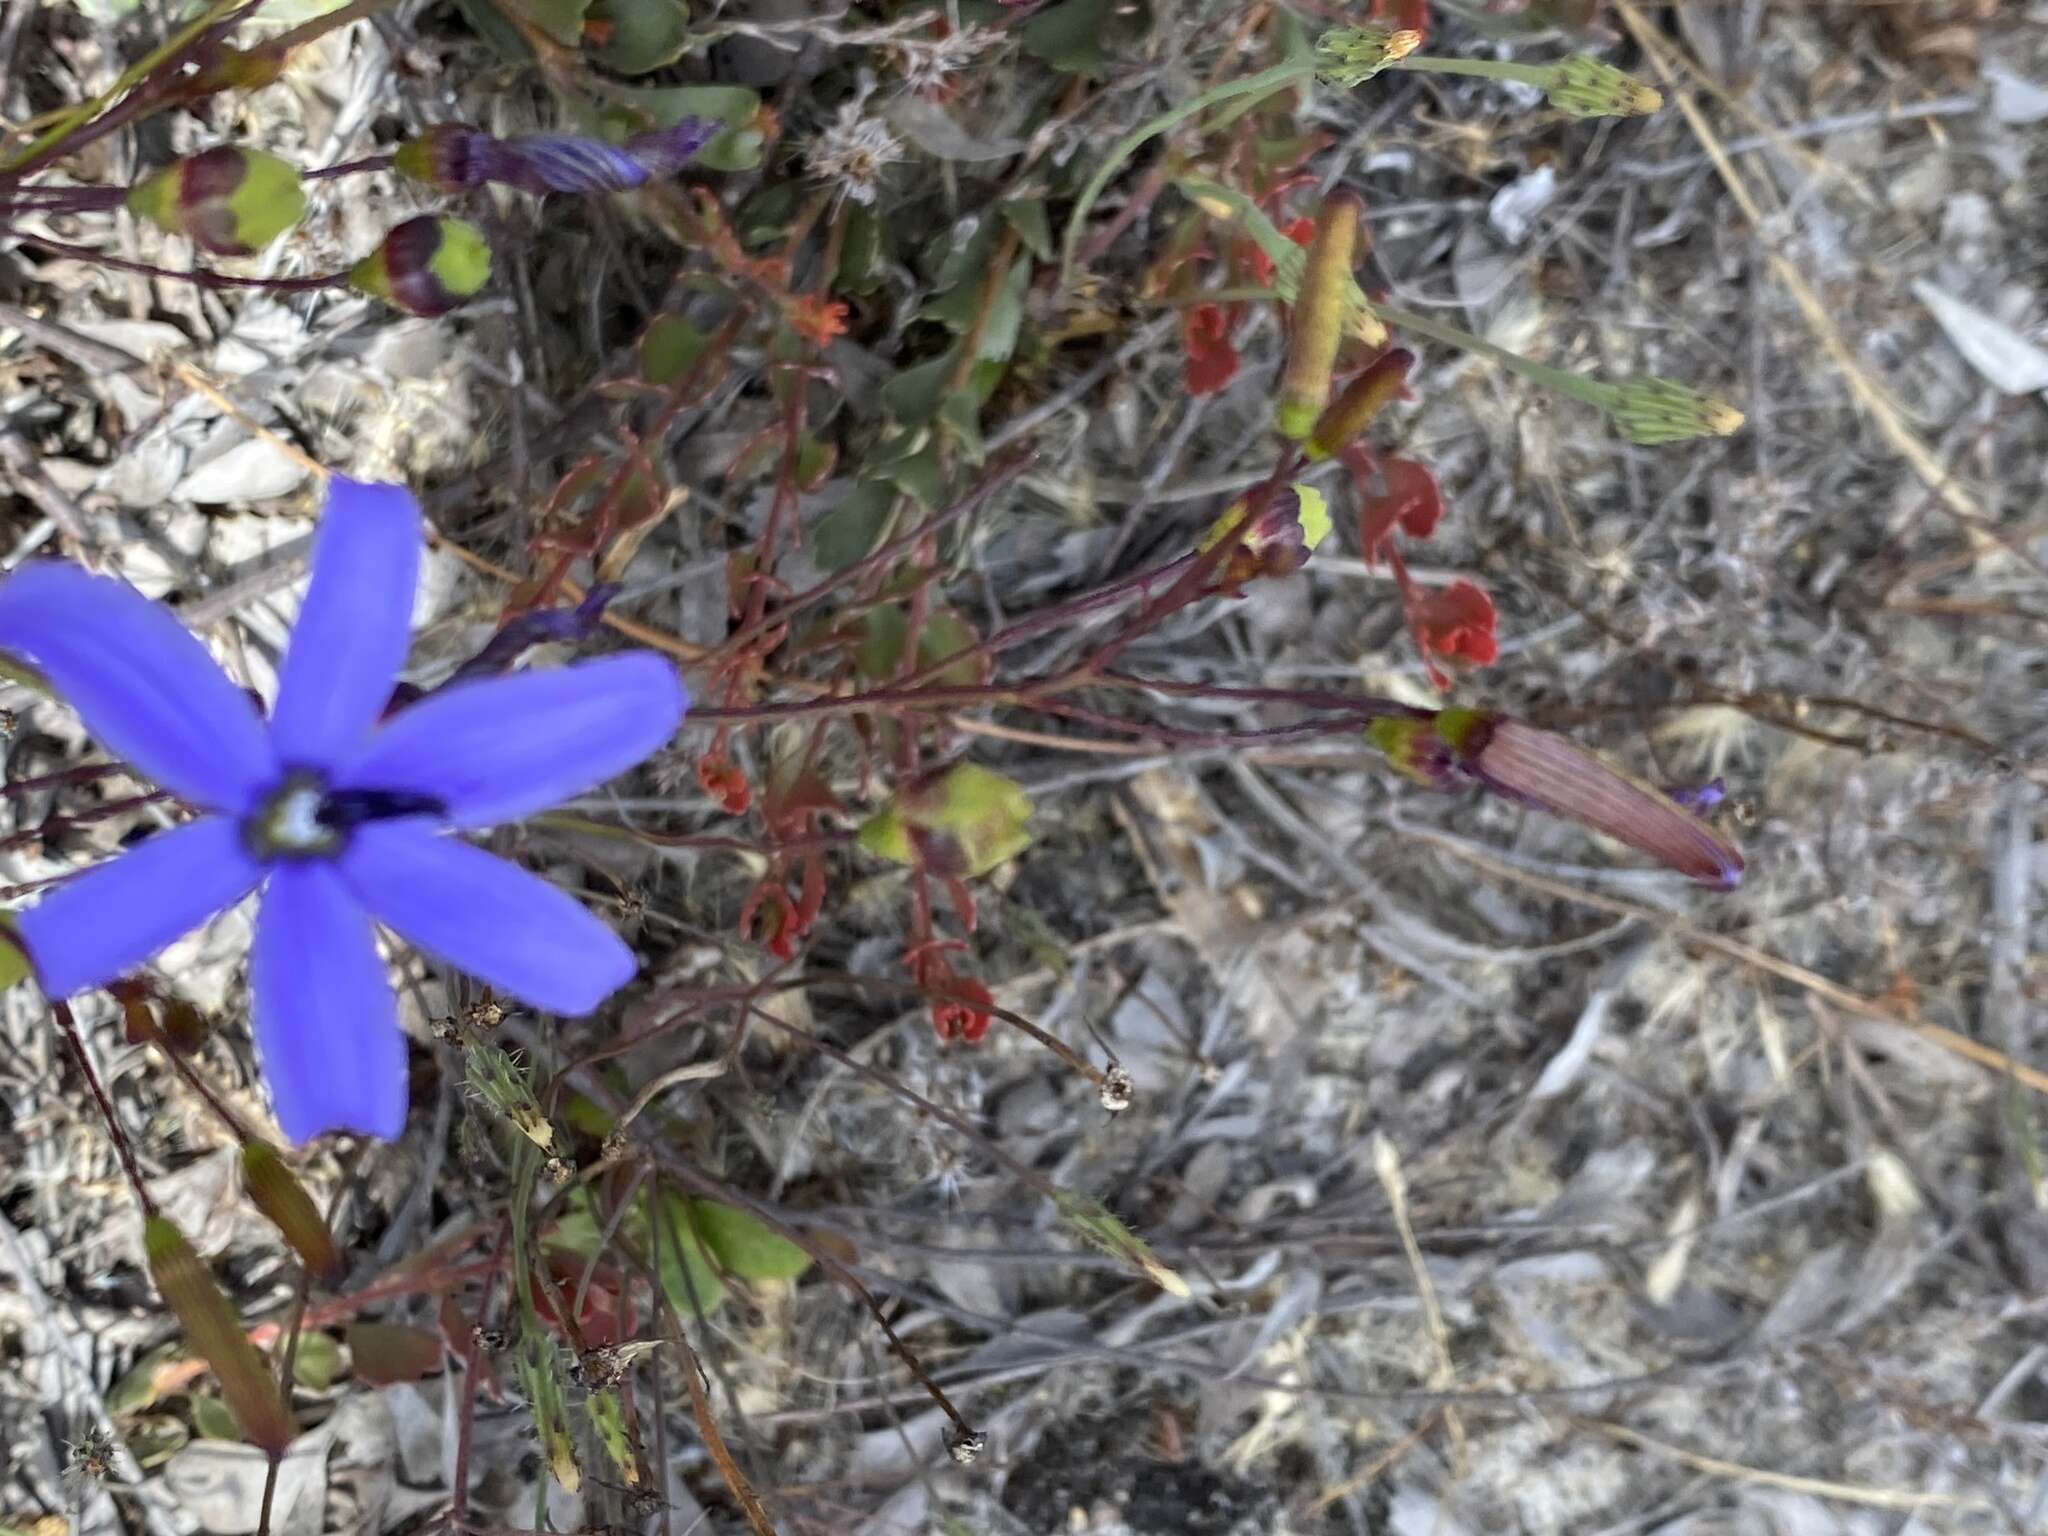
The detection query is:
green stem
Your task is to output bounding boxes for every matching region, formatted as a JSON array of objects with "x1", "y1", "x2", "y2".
[
  {"x1": 1389, "y1": 55, "x2": 1555, "y2": 88},
  {"x1": 1364, "y1": 300, "x2": 1620, "y2": 409}
]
